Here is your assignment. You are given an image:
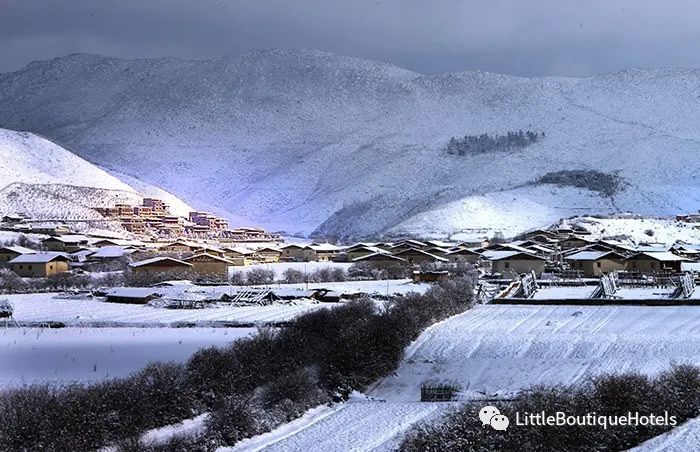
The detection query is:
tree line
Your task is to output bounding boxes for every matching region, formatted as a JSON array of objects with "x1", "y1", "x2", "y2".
[{"x1": 446, "y1": 130, "x2": 543, "y2": 156}]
